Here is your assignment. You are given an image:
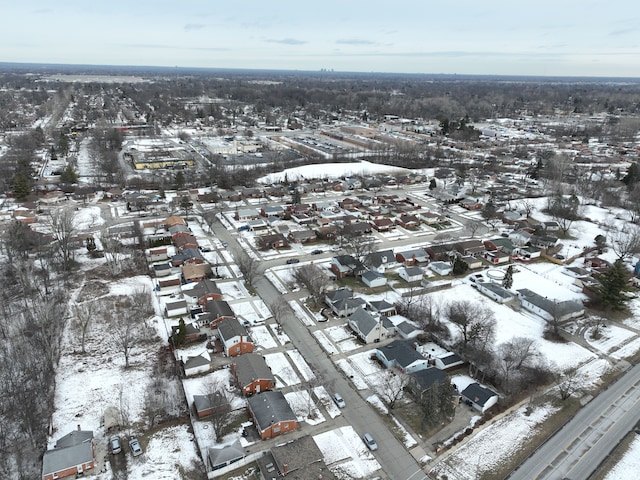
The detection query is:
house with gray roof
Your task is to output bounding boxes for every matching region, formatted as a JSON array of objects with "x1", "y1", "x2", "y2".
[
  {"x1": 42, "y1": 428, "x2": 95, "y2": 480},
  {"x1": 218, "y1": 318, "x2": 253, "y2": 357},
  {"x1": 460, "y1": 382, "x2": 499, "y2": 413},
  {"x1": 183, "y1": 279, "x2": 222, "y2": 305},
  {"x1": 375, "y1": 340, "x2": 430, "y2": 374},
  {"x1": 477, "y1": 282, "x2": 514, "y2": 304},
  {"x1": 408, "y1": 367, "x2": 447, "y2": 400},
  {"x1": 365, "y1": 249, "x2": 396, "y2": 272},
  {"x1": 517, "y1": 288, "x2": 585, "y2": 322},
  {"x1": 232, "y1": 353, "x2": 276, "y2": 396},
  {"x1": 348, "y1": 307, "x2": 388, "y2": 344},
  {"x1": 247, "y1": 391, "x2": 299, "y2": 440},
  {"x1": 208, "y1": 439, "x2": 244, "y2": 471}
]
